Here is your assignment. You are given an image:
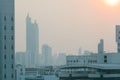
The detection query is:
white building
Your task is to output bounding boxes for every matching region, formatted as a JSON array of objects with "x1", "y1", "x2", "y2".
[
  {"x1": 66, "y1": 53, "x2": 120, "y2": 66},
  {"x1": 60, "y1": 52, "x2": 120, "y2": 80},
  {"x1": 0, "y1": 0, "x2": 15, "y2": 80}
]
